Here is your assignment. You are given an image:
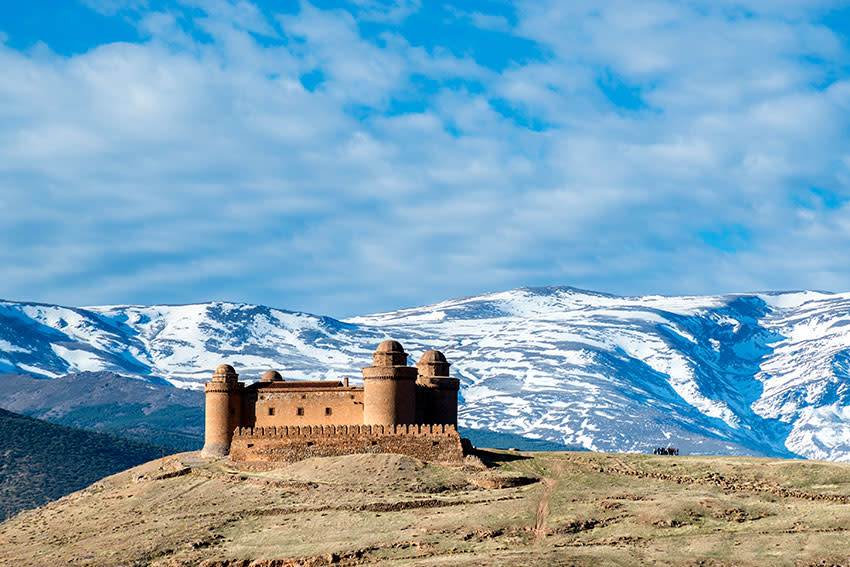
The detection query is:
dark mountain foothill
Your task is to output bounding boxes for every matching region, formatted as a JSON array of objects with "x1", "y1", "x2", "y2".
[{"x1": 0, "y1": 408, "x2": 171, "y2": 520}]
